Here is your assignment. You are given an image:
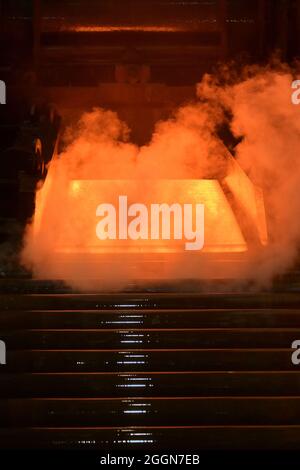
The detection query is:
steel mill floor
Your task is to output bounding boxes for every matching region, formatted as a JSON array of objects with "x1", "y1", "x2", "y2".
[{"x1": 1, "y1": 279, "x2": 300, "y2": 450}]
